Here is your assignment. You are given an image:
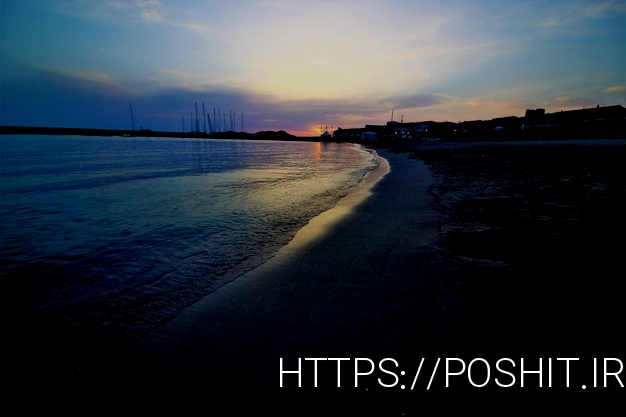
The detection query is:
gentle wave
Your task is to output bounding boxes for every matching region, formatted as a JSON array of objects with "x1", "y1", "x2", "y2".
[{"x1": 1, "y1": 135, "x2": 377, "y2": 348}]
